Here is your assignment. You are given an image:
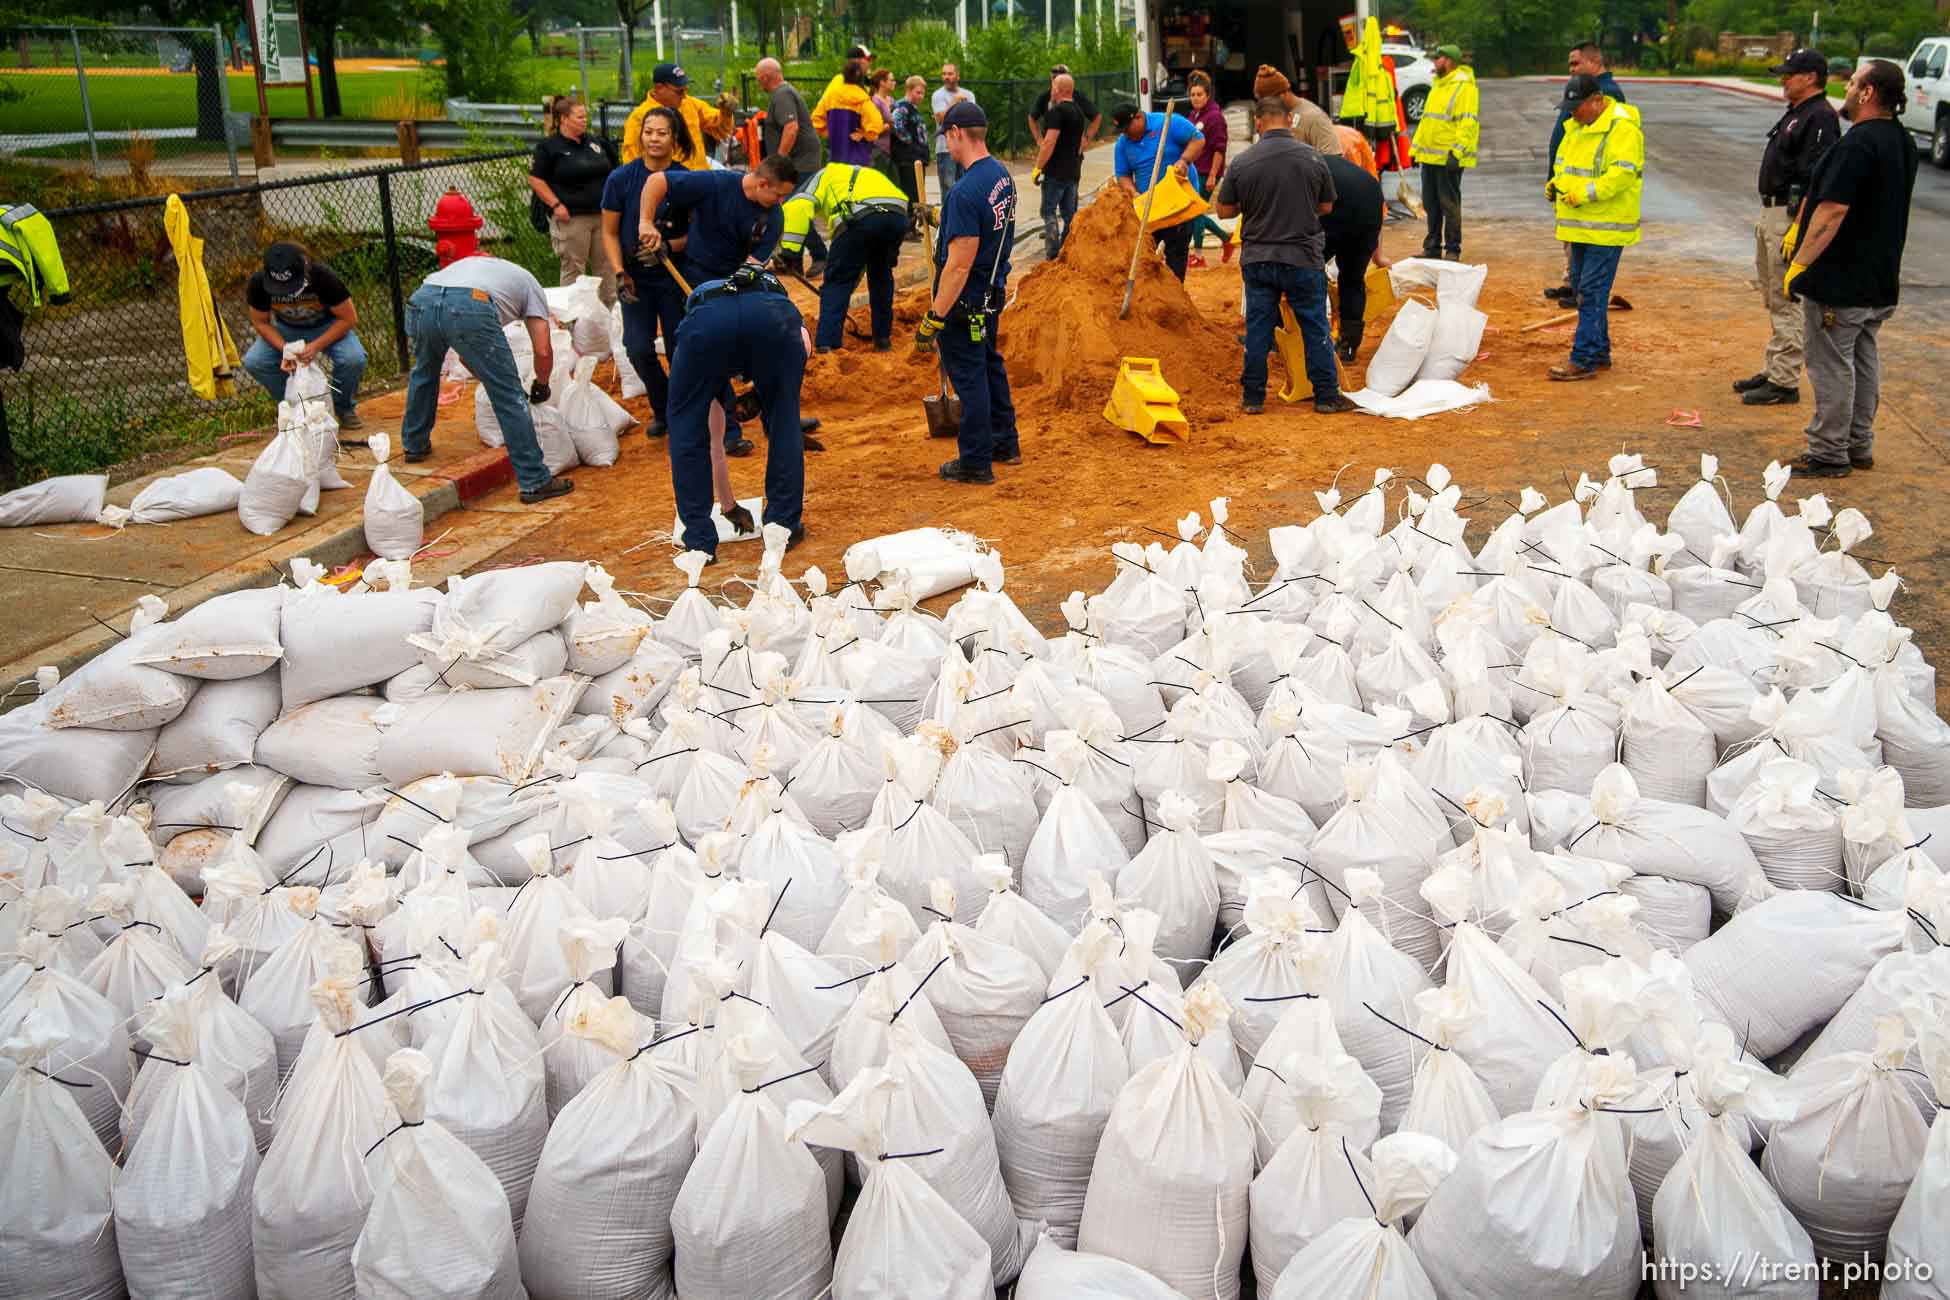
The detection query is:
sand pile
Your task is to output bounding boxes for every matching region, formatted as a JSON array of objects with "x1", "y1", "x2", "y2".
[{"x1": 797, "y1": 187, "x2": 1244, "y2": 419}]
